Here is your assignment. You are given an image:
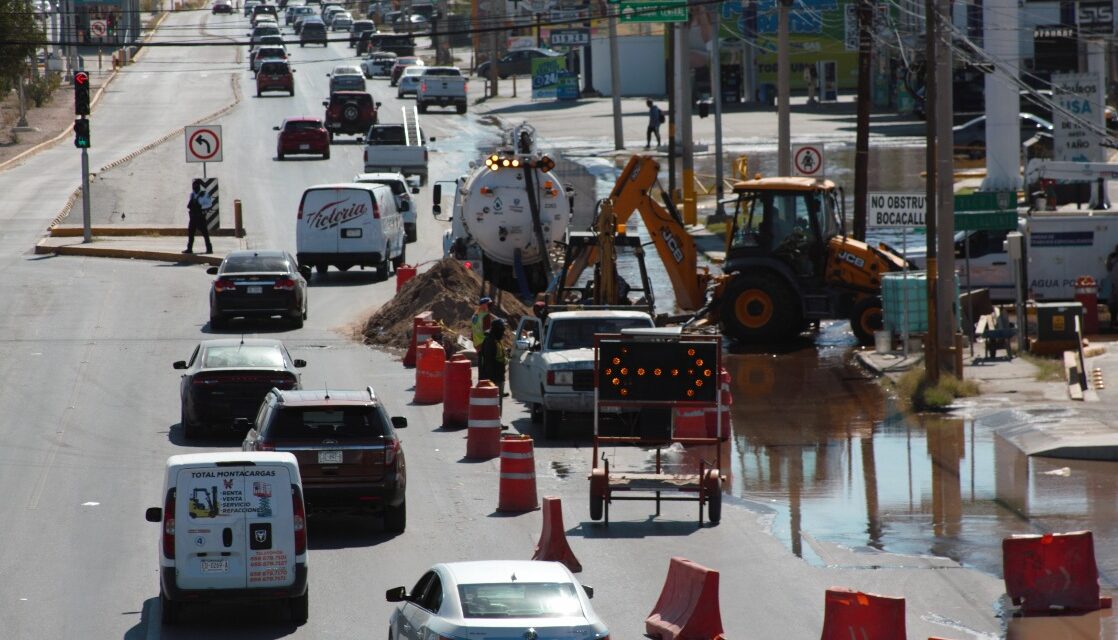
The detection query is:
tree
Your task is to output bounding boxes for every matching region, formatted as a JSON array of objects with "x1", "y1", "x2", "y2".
[{"x1": 0, "y1": 0, "x2": 45, "y2": 94}]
